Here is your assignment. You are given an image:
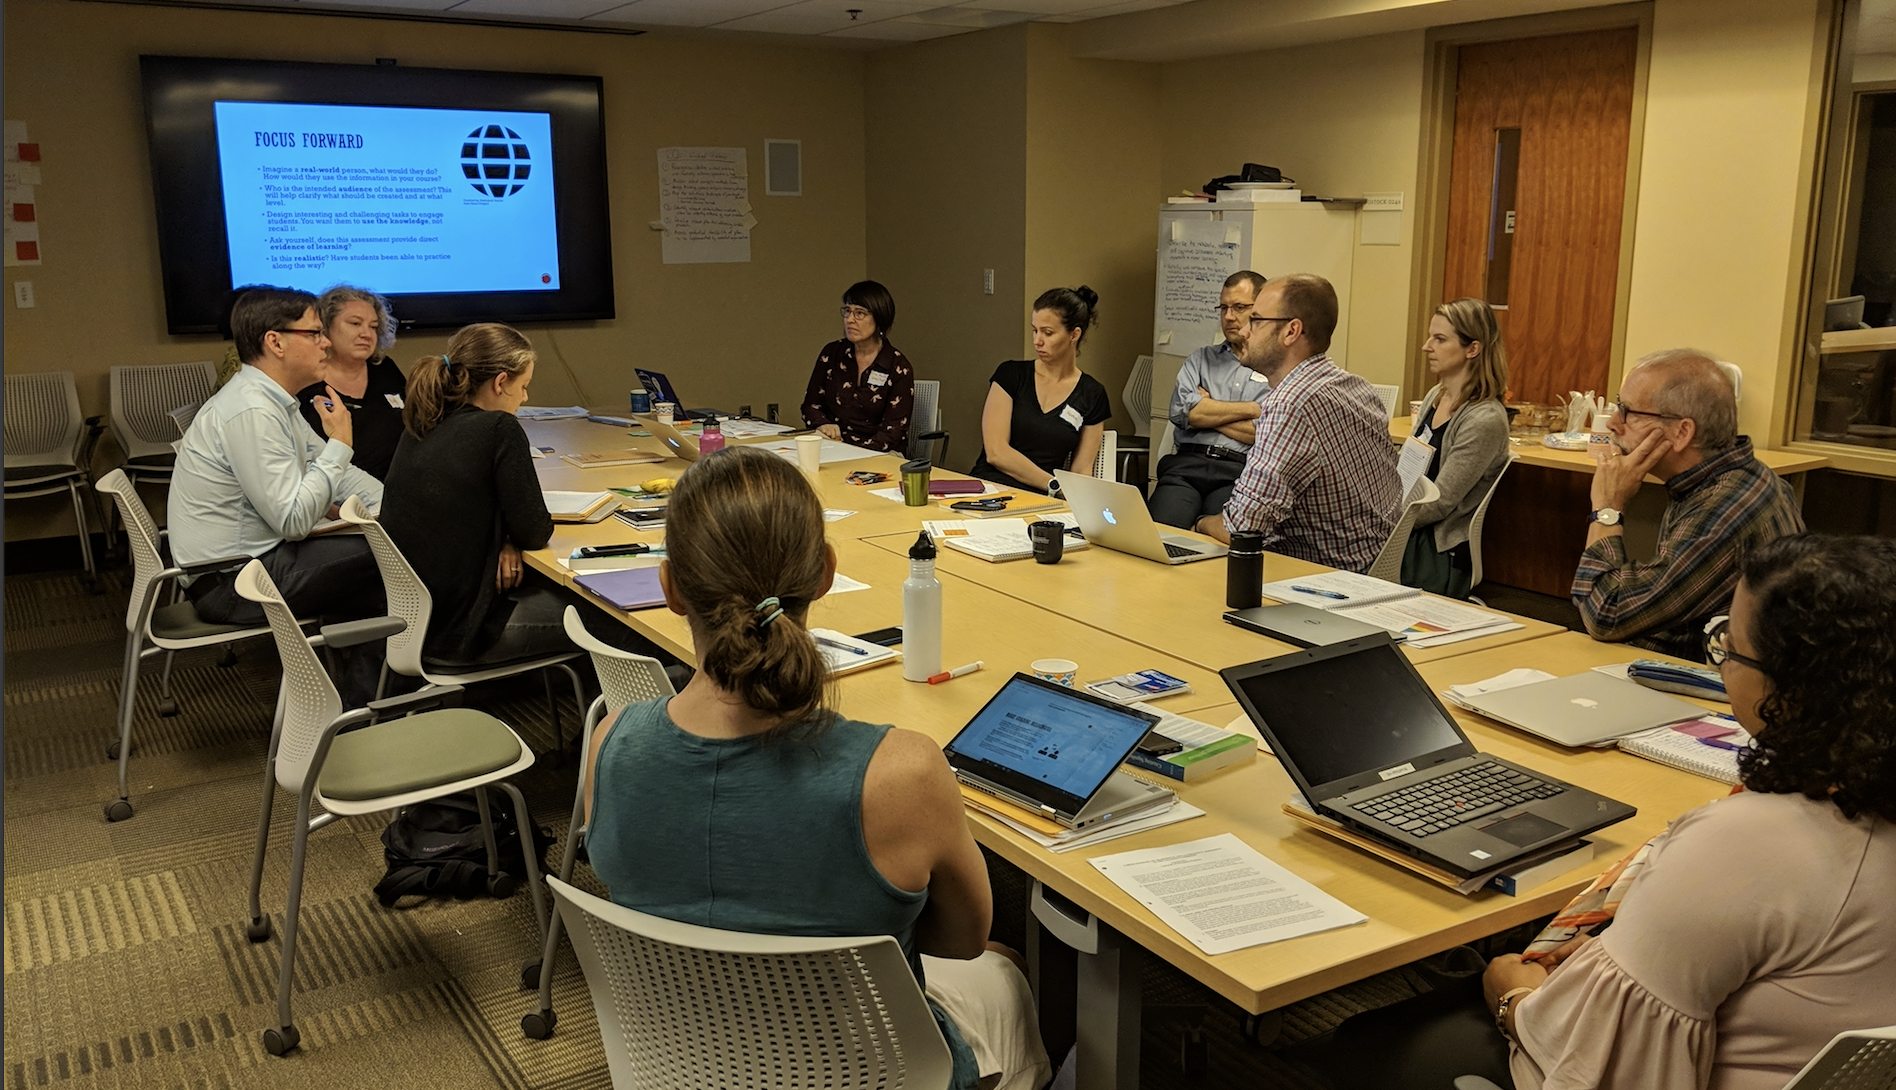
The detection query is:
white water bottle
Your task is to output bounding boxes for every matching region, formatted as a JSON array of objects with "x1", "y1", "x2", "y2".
[{"x1": 902, "y1": 530, "x2": 942, "y2": 682}]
